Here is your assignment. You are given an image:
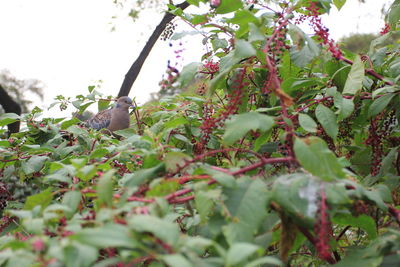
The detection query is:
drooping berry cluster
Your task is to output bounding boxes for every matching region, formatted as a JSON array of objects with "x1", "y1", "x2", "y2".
[
  {"x1": 198, "y1": 69, "x2": 247, "y2": 151},
  {"x1": 365, "y1": 116, "x2": 383, "y2": 176},
  {"x1": 269, "y1": 17, "x2": 289, "y2": 56},
  {"x1": 296, "y1": 1, "x2": 342, "y2": 59},
  {"x1": 314, "y1": 187, "x2": 333, "y2": 262},
  {"x1": 380, "y1": 24, "x2": 391, "y2": 35},
  {"x1": 160, "y1": 22, "x2": 176, "y2": 41},
  {"x1": 203, "y1": 60, "x2": 220, "y2": 75}
]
